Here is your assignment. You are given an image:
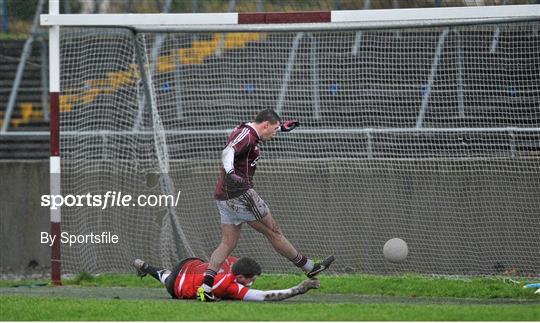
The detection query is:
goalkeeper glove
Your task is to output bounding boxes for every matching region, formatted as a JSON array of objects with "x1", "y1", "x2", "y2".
[
  {"x1": 296, "y1": 278, "x2": 320, "y2": 294},
  {"x1": 281, "y1": 120, "x2": 300, "y2": 132}
]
